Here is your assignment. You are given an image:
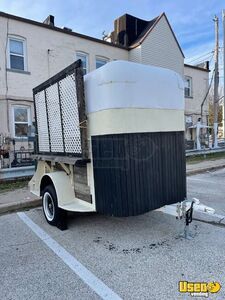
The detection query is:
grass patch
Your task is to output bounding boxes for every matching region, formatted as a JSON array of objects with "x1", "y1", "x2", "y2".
[
  {"x1": 0, "y1": 180, "x2": 29, "y2": 193},
  {"x1": 186, "y1": 151, "x2": 225, "y2": 164}
]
